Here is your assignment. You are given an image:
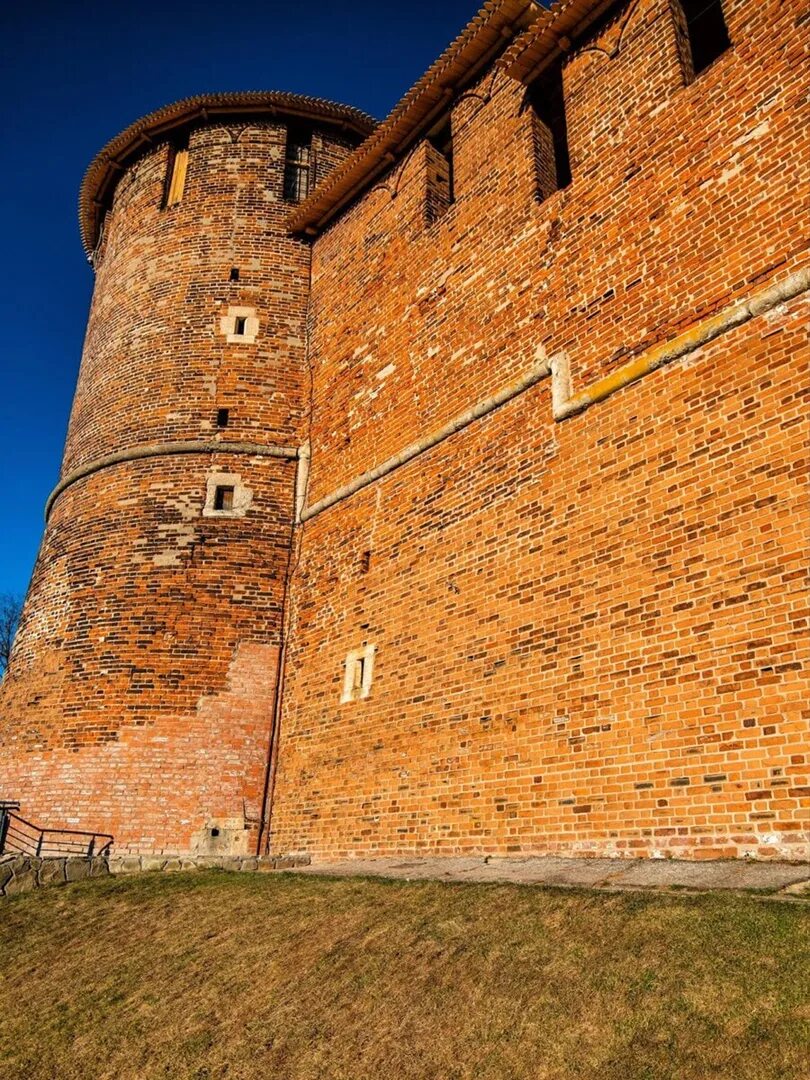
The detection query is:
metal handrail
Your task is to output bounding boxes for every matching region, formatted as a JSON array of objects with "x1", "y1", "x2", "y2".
[{"x1": 0, "y1": 806, "x2": 113, "y2": 859}]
